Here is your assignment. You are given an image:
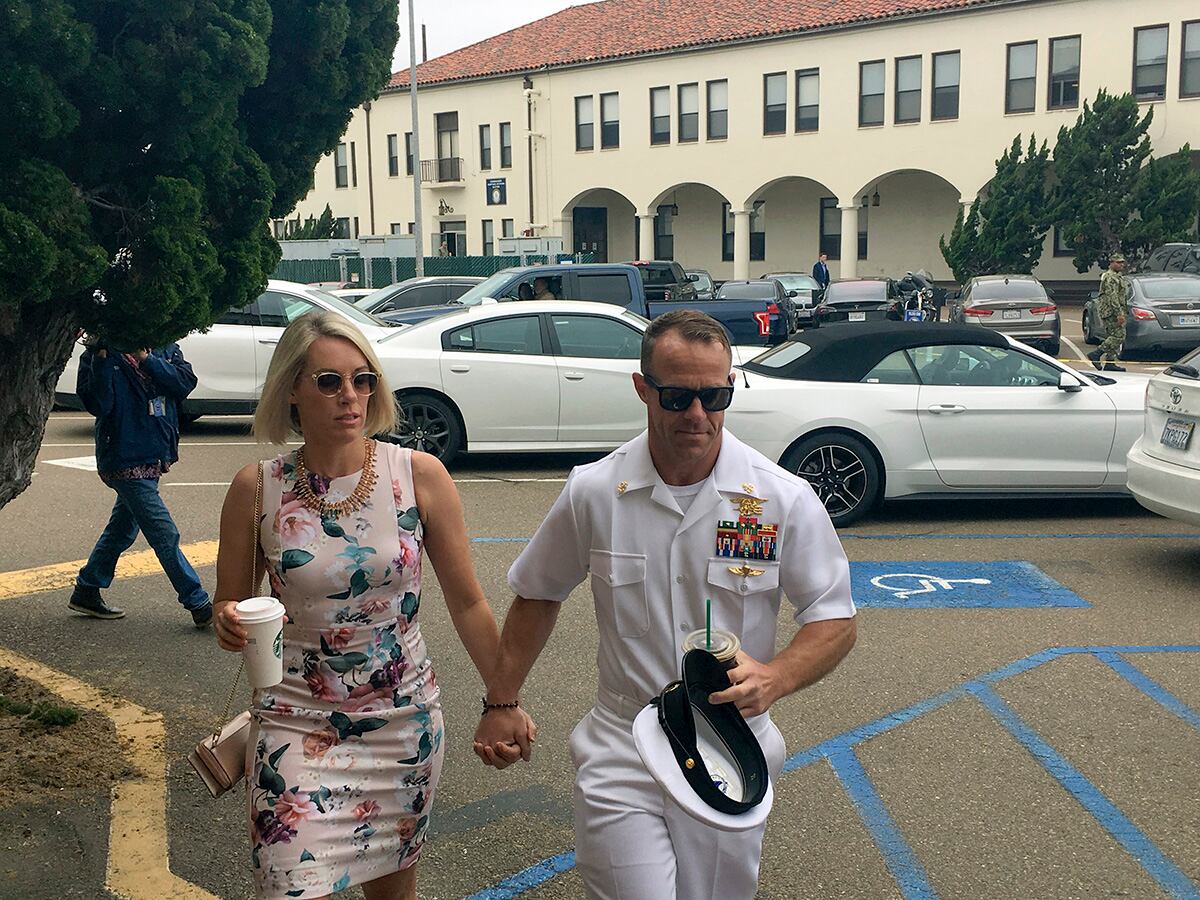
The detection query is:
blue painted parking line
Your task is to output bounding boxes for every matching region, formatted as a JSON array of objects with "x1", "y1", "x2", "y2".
[
  {"x1": 851, "y1": 561, "x2": 1089, "y2": 608},
  {"x1": 471, "y1": 646, "x2": 1200, "y2": 899}
]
